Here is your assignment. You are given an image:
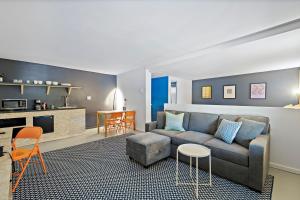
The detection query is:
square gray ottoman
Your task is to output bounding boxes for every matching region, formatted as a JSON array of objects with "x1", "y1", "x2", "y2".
[{"x1": 126, "y1": 132, "x2": 171, "y2": 167}]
